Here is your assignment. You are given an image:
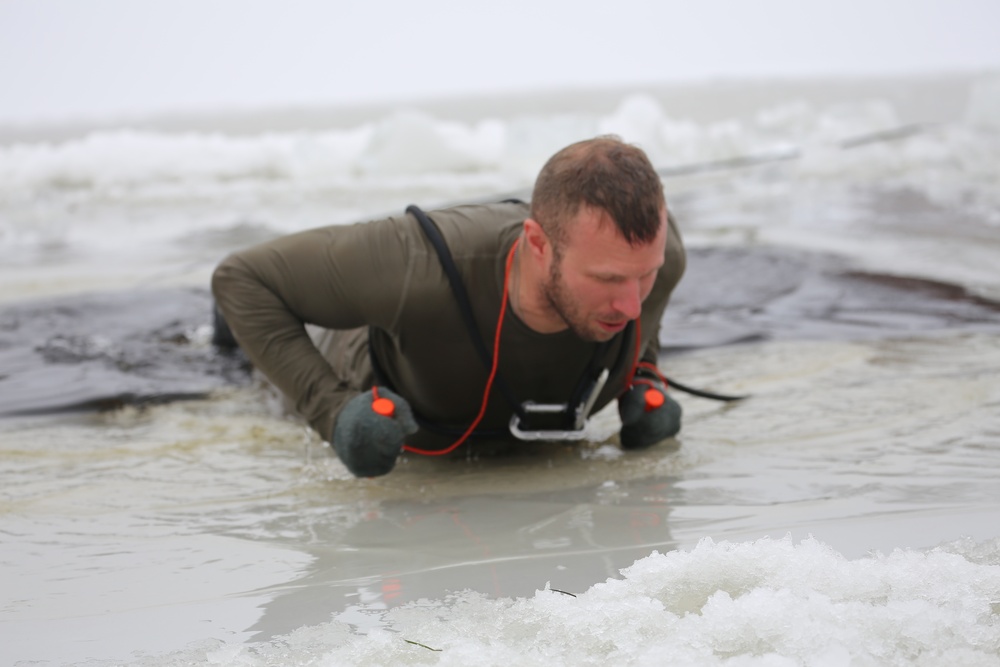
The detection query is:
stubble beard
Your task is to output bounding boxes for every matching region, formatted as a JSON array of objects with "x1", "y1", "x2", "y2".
[{"x1": 542, "y1": 255, "x2": 615, "y2": 343}]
